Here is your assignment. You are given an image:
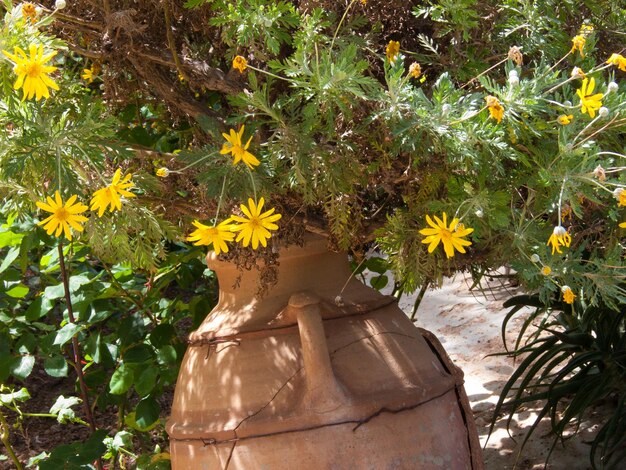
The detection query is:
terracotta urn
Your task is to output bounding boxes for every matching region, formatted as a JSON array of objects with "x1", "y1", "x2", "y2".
[{"x1": 166, "y1": 235, "x2": 483, "y2": 469}]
